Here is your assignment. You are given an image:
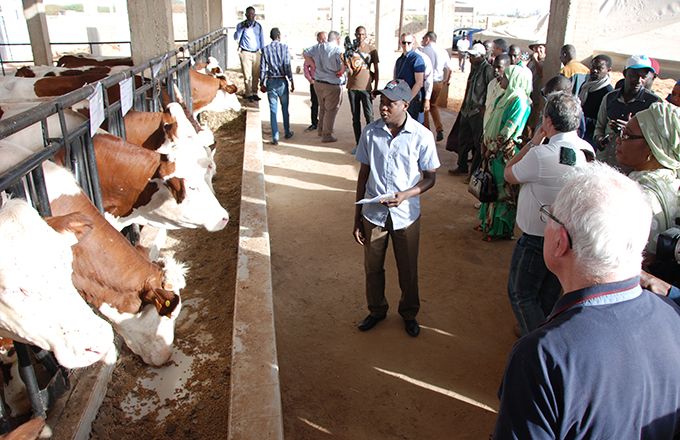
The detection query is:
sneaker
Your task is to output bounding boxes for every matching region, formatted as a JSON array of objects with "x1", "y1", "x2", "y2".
[
  {"x1": 284, "y1": 131, "x2": 294, "y2": 139},
  {"x1": 351, "y1": 147, "x2": 357, "y2": 155},
  {"x1": 436, "y1": 130, "x2": 444, "y2": 142},
  {"x1": 271, "y1": 139, "x2": 279, "y2": 145},
  {"x1": 305, "y1": 124, "x2": 317, "y2": 132}
]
